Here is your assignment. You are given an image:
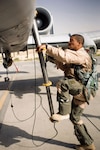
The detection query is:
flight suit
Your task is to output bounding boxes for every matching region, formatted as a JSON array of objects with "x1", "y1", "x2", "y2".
[{"x1": 46, "y1": 45, "x2": 94, "y2": 146}]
